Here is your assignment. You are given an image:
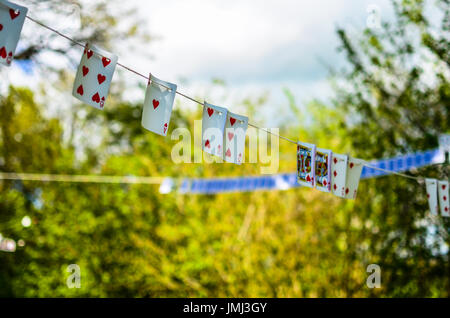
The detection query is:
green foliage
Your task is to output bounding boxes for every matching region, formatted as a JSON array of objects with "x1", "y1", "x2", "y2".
[{"x1": 0, "y1": 0, "x2": 448, "y2": 297}]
